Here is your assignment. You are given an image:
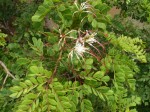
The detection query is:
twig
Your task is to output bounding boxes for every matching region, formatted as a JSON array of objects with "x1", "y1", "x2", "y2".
[
  {"x1": 47, "y1": 50, "x2": 62, "y2": 85},
  {"x1": 2, "y1": 74, "x2": 8, "y2": 88},
  {"x1": 0, "y1": 61, "x2": 16, "y2": 85}
]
